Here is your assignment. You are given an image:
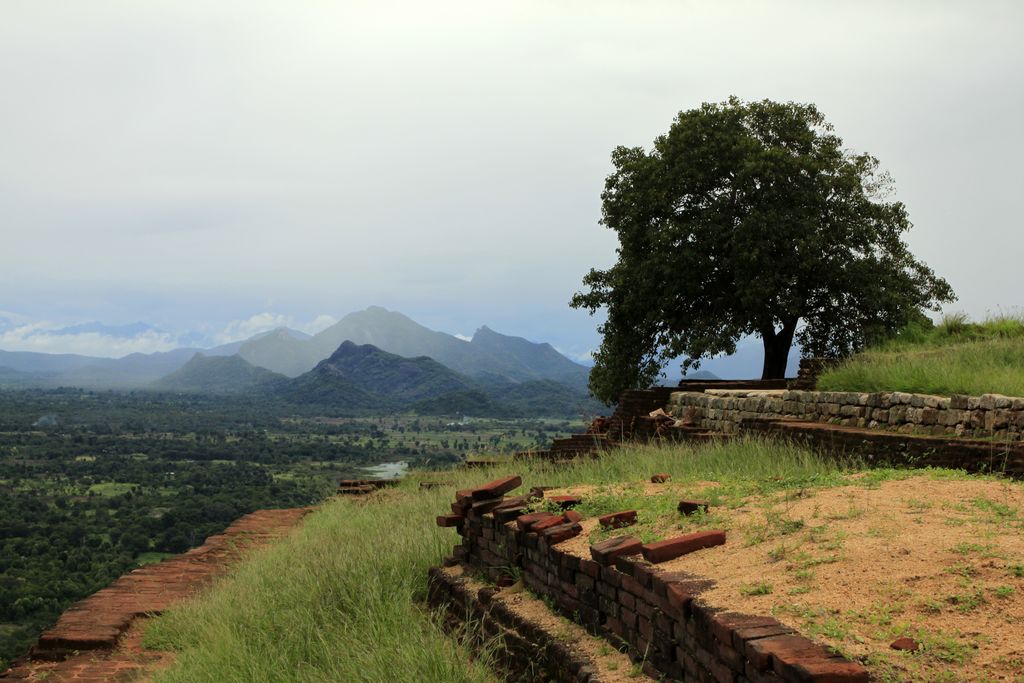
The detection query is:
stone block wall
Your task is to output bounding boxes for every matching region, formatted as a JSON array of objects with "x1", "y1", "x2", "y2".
[
  {"x1": 446, "y1": 499, "x2": 867, "y2": 682},
  {"x1": 669, "y1": 389, "x2": 1024, "y2": 441}
]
